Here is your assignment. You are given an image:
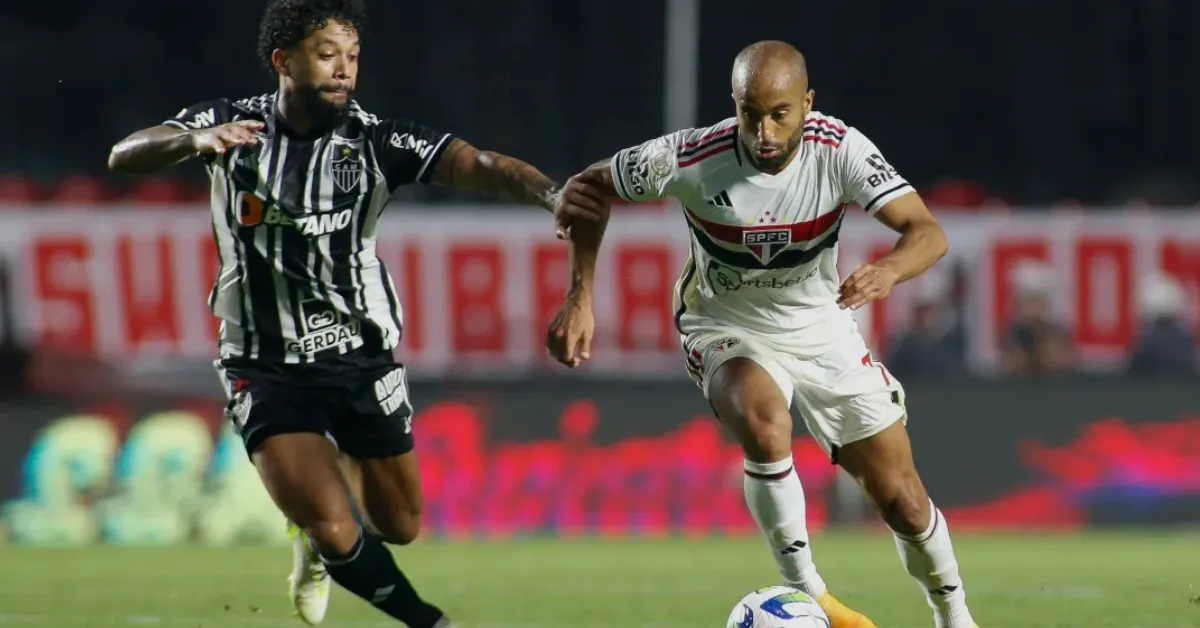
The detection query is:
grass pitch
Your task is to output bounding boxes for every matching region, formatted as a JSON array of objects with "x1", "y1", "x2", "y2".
[{"x1": 0, "y1": 532, "x2": 1197, "y2": 627}]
